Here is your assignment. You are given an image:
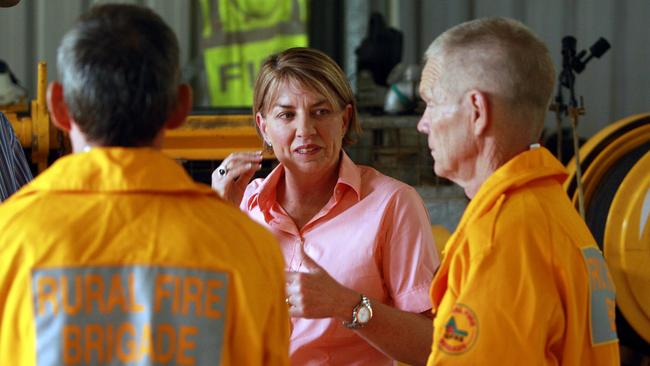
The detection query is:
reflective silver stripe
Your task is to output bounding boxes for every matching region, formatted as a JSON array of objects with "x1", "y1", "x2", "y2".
[
  {"x1": 32, "y1": 266, "x2": 229, "y2": 365},
  {"x1": 201, "y1": 0, "x2": 306, "y2": 48},
  {"x1": 0, "y1": 112, "x2": 32, "y2": 202}
]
